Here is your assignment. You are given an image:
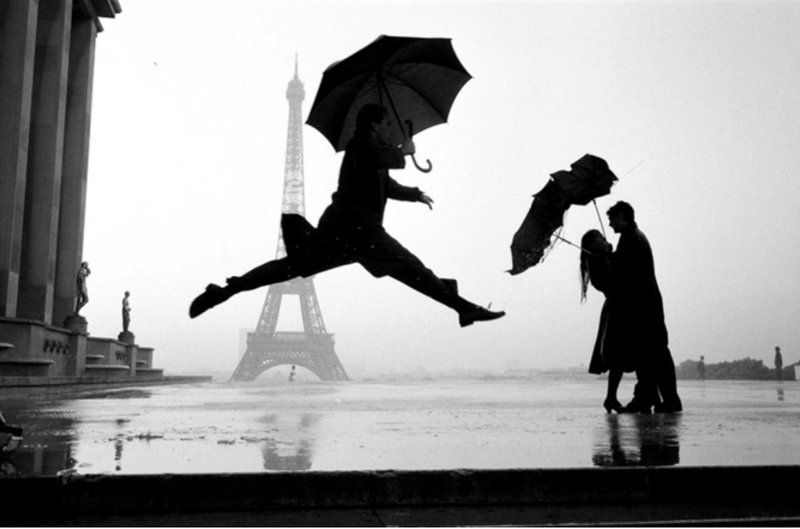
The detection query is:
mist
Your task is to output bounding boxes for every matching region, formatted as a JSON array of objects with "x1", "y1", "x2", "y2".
[{"x1": 81, "y1": 1, "x2": 800, "y2": 379}]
